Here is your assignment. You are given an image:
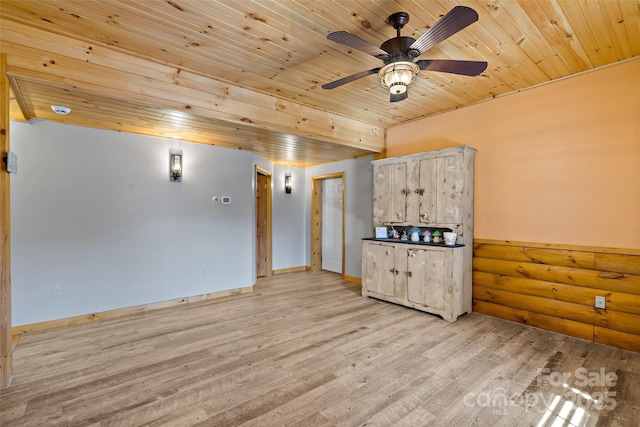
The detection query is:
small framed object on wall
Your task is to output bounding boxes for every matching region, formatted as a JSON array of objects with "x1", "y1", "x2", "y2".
[{"x1": 375, "y1": 227, "x2": 388, "y2": 239}]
